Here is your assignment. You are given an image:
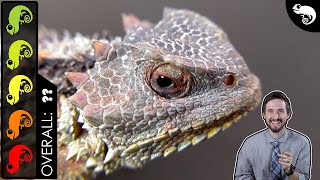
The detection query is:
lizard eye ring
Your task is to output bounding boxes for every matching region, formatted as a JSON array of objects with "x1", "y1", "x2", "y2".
[
  {"x1": 7, "y1": 94, "x2": 13, "y2": 100},
  {"x1": 6, "y1": 24, "x2": 13, "y2": 30},
  {"x1": 7, "y1": 129, "x2": 13, "y2": 135},
  {"x1": 146, "y1": 63, "x2": 193, "y2": 98},
  {"x1": 225, "y1": 73, "x2": 236, "y2": 88},
  {"x1": 7, "y1": 164, "x2": 13, "y2": 169},
  {"x1": 7, "y1": 59, "x2": 13, "y2": 65}
]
